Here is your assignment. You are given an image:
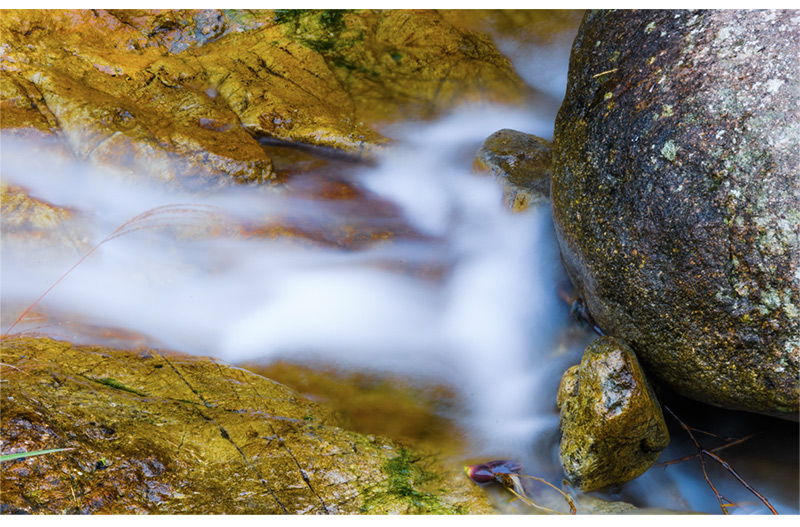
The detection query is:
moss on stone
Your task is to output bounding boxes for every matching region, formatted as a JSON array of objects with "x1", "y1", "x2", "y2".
[
  {"x1": 0, "y1": 336, "x2": 492, "y2": 514},
  {"x1": 557, "y1": 337, "x2": 669, "y2": 491}
]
